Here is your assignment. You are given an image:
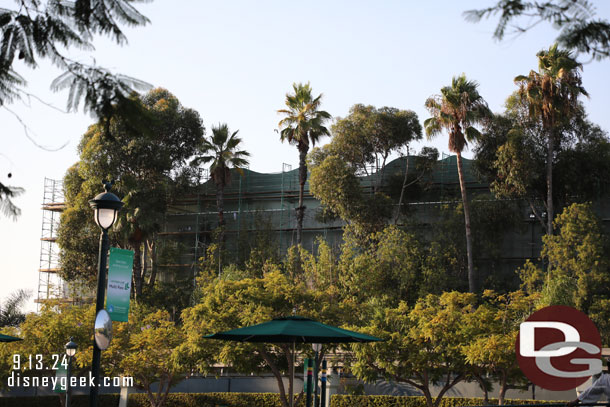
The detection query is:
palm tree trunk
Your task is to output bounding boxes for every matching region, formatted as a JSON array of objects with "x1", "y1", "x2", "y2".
[
  {"x1": 216, "y1": 182, "x2": 225, "y2": 275},
  {"x1": 296, "y1": 144, "x2": 308, "y2": 245},
  {"x1": 217, "y1": 182, "x2": 225, "y2": 227},
  {"x1": 394, "y1": 148, "x2": 410, "y2": 224},
  {"x1": 132, "y1": 242, "x2": 143, "y2": 300},
  {"x1": 456, "y1": 152, "x2": 476, "y2": 293},
  {"x1": 546, "y1": 132, "x2": 553, "y2": 236}
]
